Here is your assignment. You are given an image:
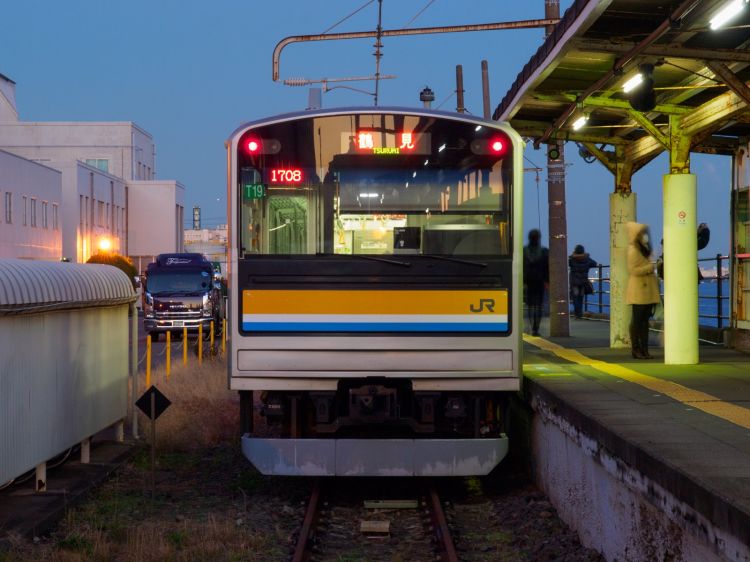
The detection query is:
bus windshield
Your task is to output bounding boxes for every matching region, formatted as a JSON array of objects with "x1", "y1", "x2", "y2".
[{"x1": 237, "y1": 113, "x2": 513, "y2": 257}]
